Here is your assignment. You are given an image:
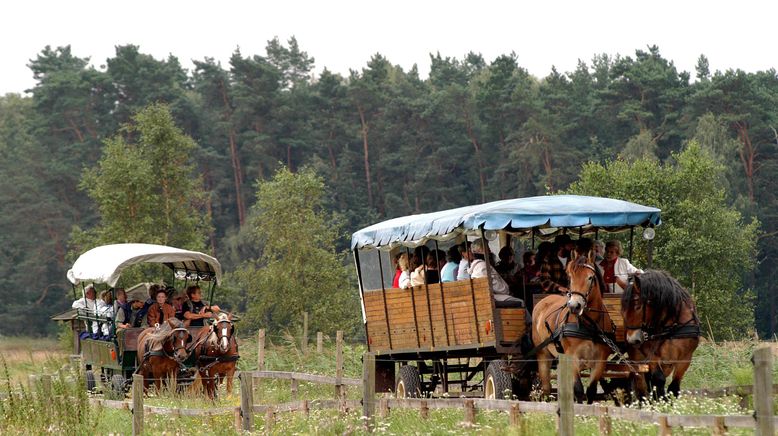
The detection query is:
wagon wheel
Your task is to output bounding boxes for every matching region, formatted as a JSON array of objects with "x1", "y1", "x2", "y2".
[
  {"x1": 85, "y1": 370, "x2": 96, "y2": 393},
  {"x1": 484, "y1": 360, "x2": 513, "y2": 400},
  {"x1": 396, "y1": 365, "x2": 422, "y2": 398},
  {"x1": 106, "y1": 374, "x2": 126, "y2": 400}
]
